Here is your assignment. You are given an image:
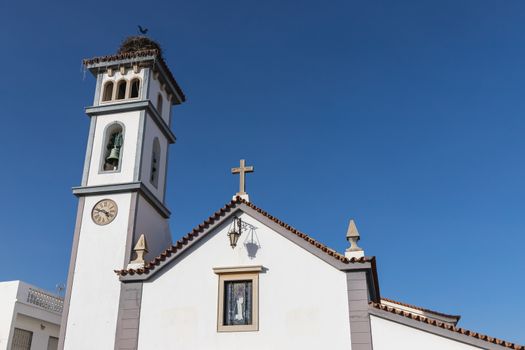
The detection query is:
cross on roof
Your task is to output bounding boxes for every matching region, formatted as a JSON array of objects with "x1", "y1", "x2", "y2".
[{"x1": 231, "y1": 159, "x2": 254, "y2": 199}]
